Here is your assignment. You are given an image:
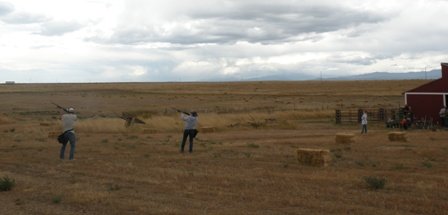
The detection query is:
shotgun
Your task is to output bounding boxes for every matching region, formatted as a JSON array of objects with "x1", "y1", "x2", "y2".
[
  {"x1": 51, "y1": 102, "x2": 70, "y2": 113},
  {"x1": 172, "y1": 108, "x2": 190, "y2": 115}
]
